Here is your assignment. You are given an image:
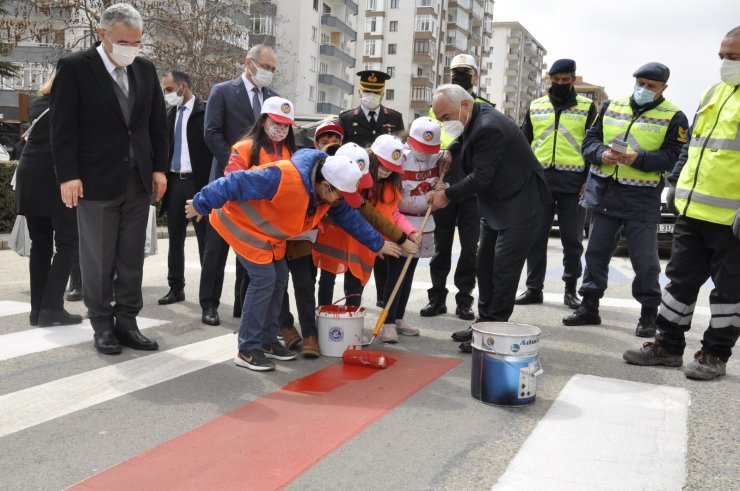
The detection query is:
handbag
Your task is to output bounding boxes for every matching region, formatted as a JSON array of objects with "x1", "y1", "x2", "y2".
[
  {"x1": 9, "y1": 215, "x2": 32, "y2": 257},
  {"x1": 144, "y1": 205, "x2": 158, "y2": 257}
]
